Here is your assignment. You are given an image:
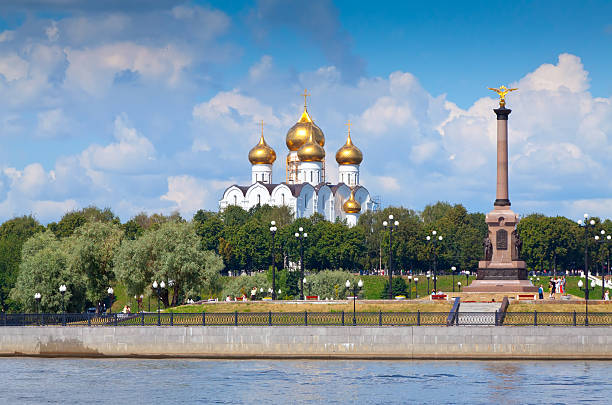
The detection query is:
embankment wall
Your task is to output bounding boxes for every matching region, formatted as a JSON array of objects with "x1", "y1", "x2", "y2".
[{"x1": 1, "y1": 326, "x2": 611, "y2": 359}]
